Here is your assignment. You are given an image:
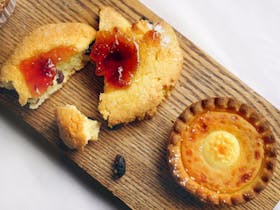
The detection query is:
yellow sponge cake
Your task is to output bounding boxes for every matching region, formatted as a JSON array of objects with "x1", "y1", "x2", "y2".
[
  {"x1": 91, "y1": 7, "x2": 183, "y2": 127},
  {"x1": 0, "y1": 23, "x2": 96, "y2": 109}
]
